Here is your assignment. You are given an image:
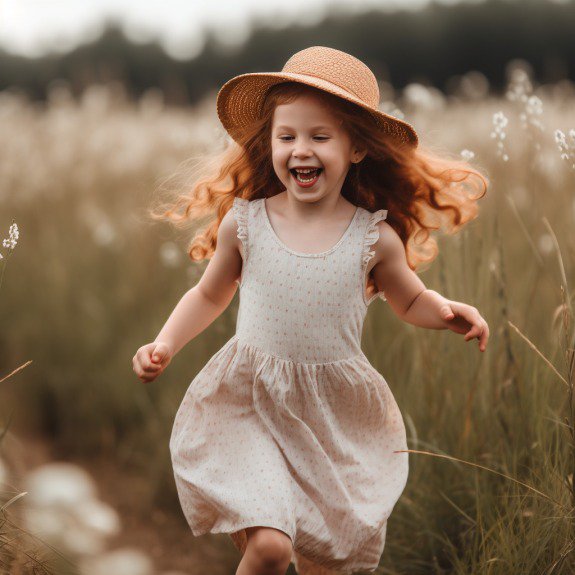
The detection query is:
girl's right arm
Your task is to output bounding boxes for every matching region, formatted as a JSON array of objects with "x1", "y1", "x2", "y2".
[{"x1": 132, "y1": 208, "x2": 243, "y2": 383}]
